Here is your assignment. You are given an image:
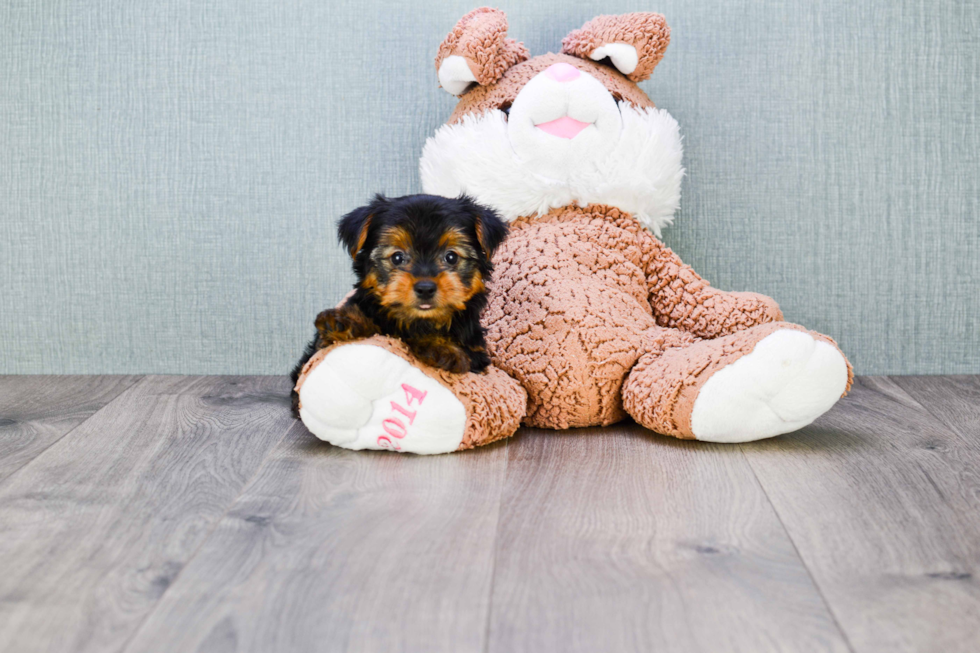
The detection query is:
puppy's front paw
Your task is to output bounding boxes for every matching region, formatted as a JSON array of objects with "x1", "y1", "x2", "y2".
[
  {"x1": 410, "y1": 337, "x2": 471, "y2": 375},
  {"x1": 314, "y1": 305, "x2": 378, "y2": 346},
  {"x1": 314, "y1": 309, "x2": 347, "y2": 337},
  {"x1": 467, "y1": 347, "x2": 491, "y2": 373}
]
